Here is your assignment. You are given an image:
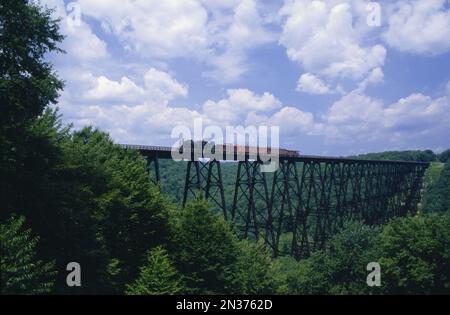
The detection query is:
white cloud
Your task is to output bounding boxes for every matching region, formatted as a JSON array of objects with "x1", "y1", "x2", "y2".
[
  {"x1": 84, "y1": 76, "x2": 144, "y2": 103},
  {"x1": 64, "y1": 22, "x2": 108, "y2": 60},
  {"x1": 269, "y1": 107, "x2": 316, "y2": 135},
  {"x1": 244, "y1": 105, "x2": 319, "y2": 138},
  {"x1": 322, "y1": 90, "x2": 384, "y2": 141},
  {"x1": 82, "y1": 68, "x2": 187, "y2": 104},
  {"x1": 41, "y1": 0, "x2": 108, "y2": 61},
  {"x1": 321, "y1": 88, "x2": 450, "y2": 144},
  {"x1": 226, "y1": 89, "x2": 281, "y2": 112},
  {"x1": 279, "y1": 0, "x2": 386, "y2": 80},
  {"x1": 59, "y1": 64, "x2": 450, "y2": 150},
  {"x1": 357, "y1": 67, "x2": 384, "y2": 91},
  {"x1": 39, "y1": 0, "x2": 450, "y2": 153},
  {"x1": 143, "y1": 68, "x2": 188, "y2": 101},
  {"x1": 202, "y1": 89, "x2": 281, "y2": 125},
  {"x1": 67, "y1": 0, "x2": 273, "y2": 82},
  {"x1": 76, "y1": 0, "x2": 209, "y2": 59},
  {"x1": 205, "y1": 0, "x2": 275, "y2": 82},
  {"x1": 60, "y1": 71, "x2": 290, "y2": 144},
  {"x1": 384, "y1": 93, "x2": 450, "y2": 132},
  {"x1": 58, "y1": 68, "x2": 198, "y2": 144},
  {"x1": 297, "y1": 73, "x2": 332, "y2": 94},
  {"x1": 383, "y1": 0, "x2": 450, "y2": 55}
]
